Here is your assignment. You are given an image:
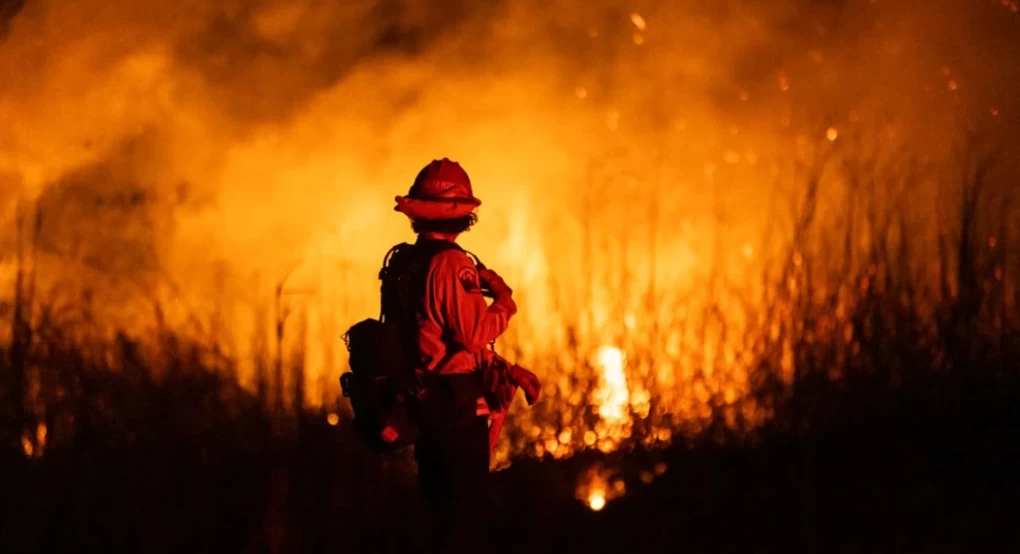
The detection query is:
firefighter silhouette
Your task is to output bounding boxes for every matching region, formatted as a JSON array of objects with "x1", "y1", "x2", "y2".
[{"x1": 387, "y1": 158, "x2": 541, "y2": 553}]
